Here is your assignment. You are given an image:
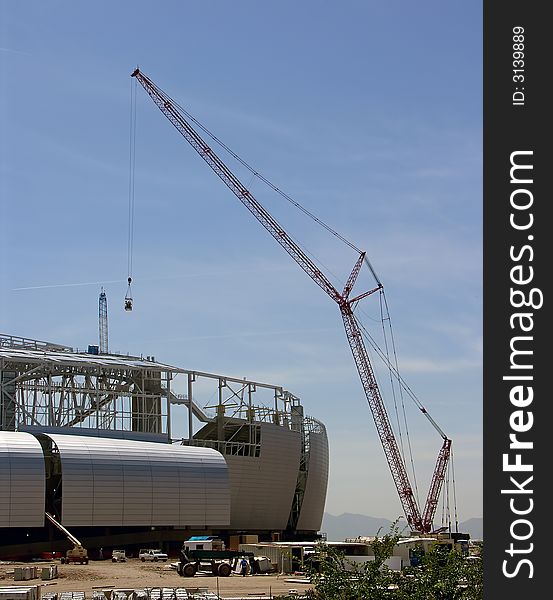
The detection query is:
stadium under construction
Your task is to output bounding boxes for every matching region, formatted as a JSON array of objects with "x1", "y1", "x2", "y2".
[{"x1": 0, "y1": 333, "x2": 329, "y2": 559}]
